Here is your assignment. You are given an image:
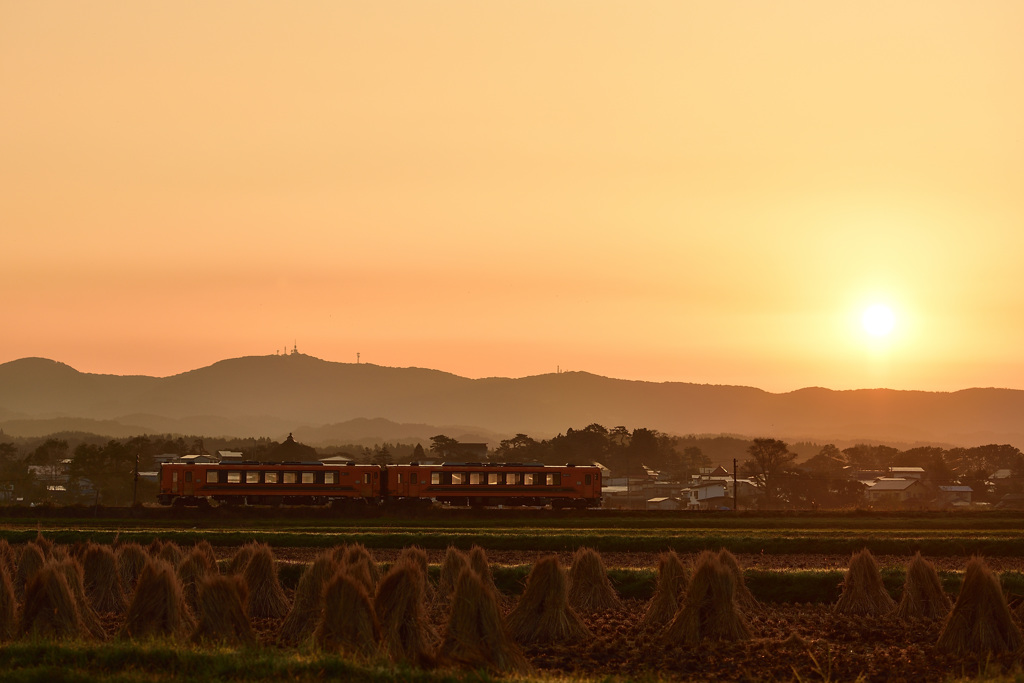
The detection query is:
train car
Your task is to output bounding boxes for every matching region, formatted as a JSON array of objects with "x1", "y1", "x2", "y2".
[
  {"x1": 157, "y1": 460, "x2": 381, "y2": 506},
  {"x1": 384, "y1": 462, "x2": 601, "y2": 508}
]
